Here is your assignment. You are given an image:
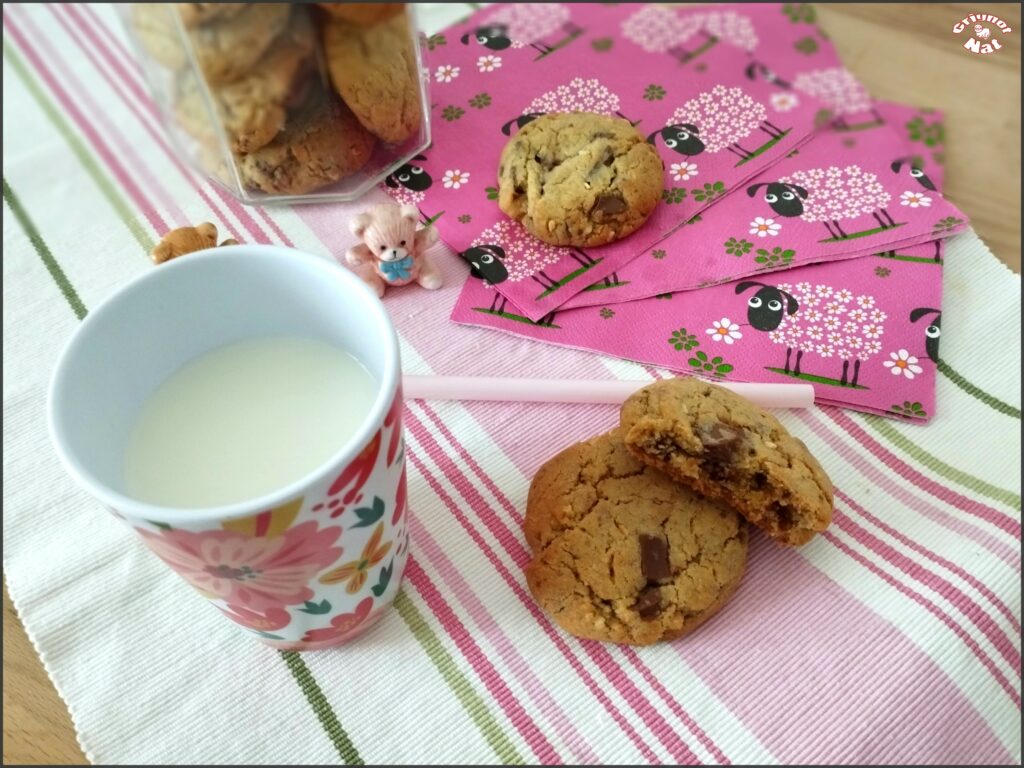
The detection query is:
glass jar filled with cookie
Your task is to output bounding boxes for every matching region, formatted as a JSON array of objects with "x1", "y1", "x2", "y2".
[{"x1": 120, "y1": 3, "x2": 430, "y2": 203}]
